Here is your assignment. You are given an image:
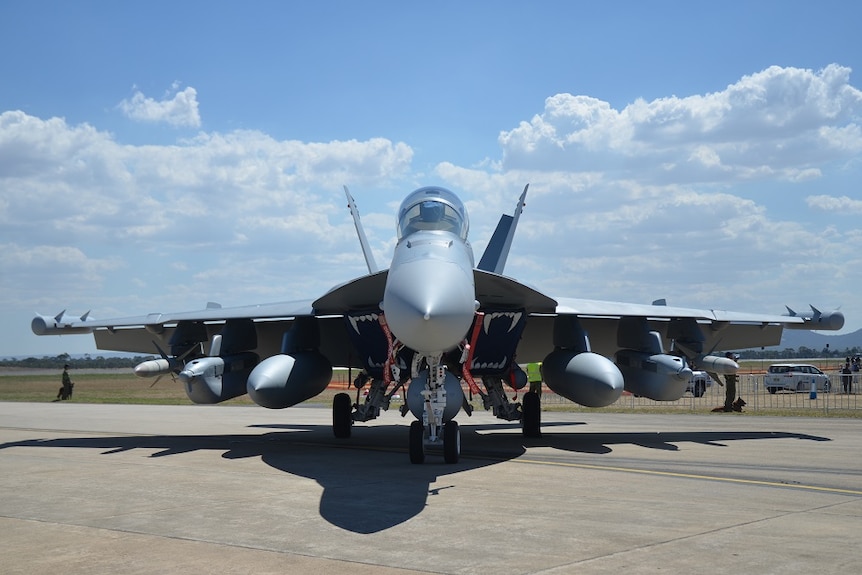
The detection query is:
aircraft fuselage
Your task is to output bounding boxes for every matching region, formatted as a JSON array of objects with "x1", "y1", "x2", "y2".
[{"x1": 381, "y1": 187, "x2": 477, "y2": 355}]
